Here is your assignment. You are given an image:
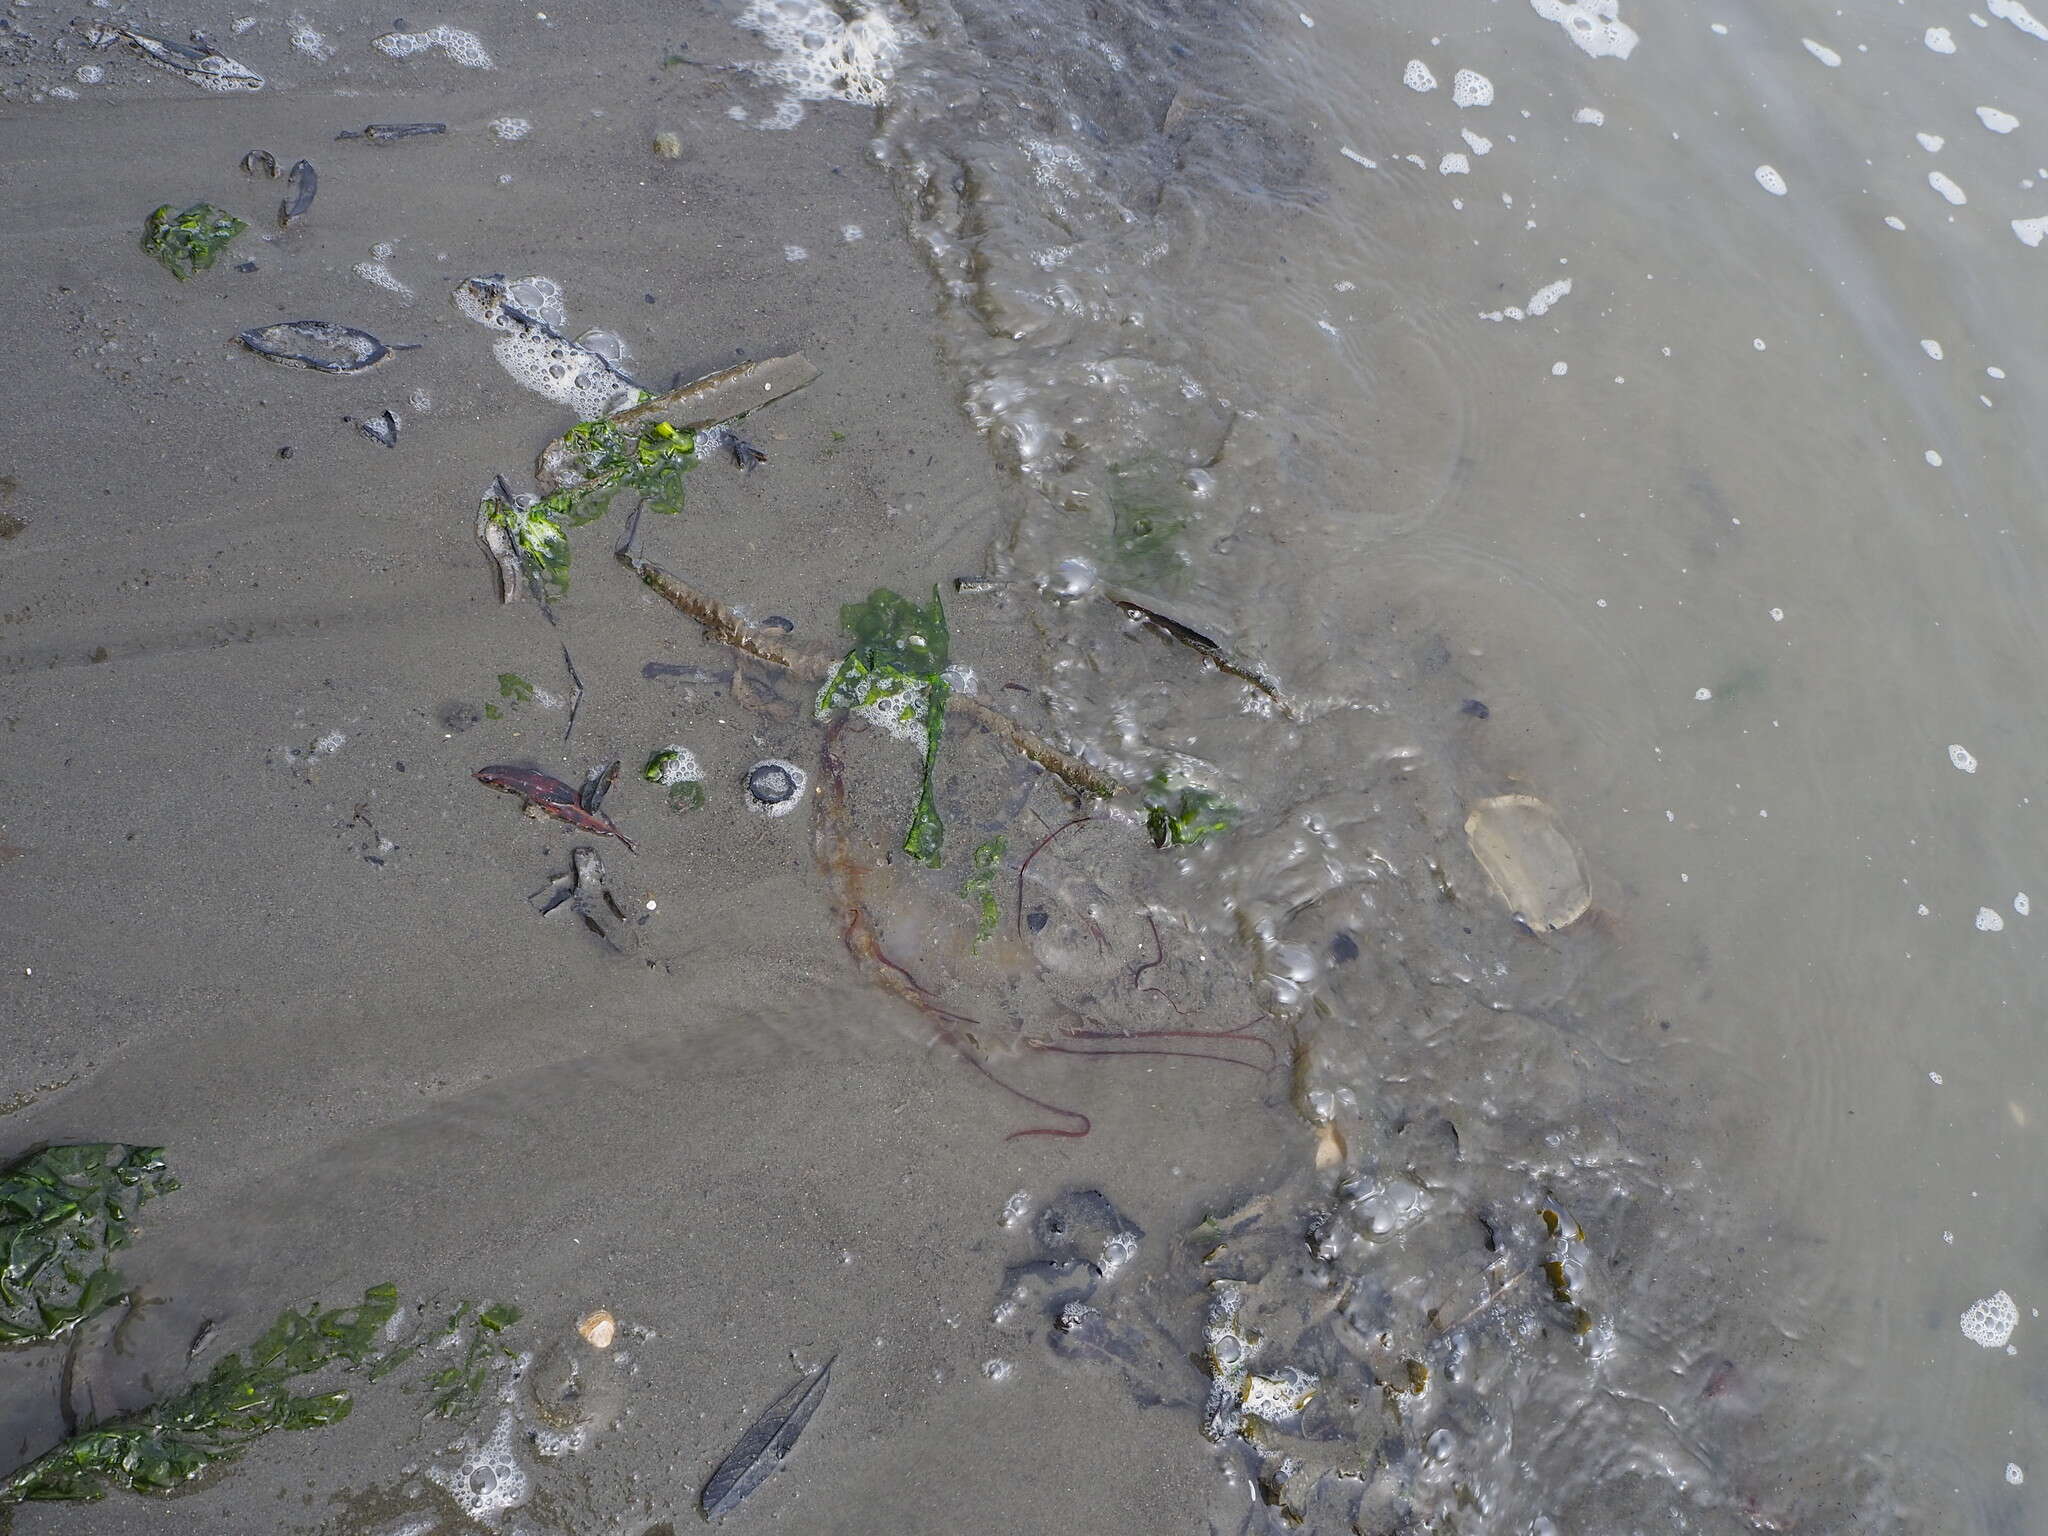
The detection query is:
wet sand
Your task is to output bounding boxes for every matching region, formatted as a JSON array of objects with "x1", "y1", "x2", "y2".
[
  {"x1": 7, "y1": 1, "x2": 2047, "y2": 1531},
  {"x1": 1, "y1": 10, "x2": 1274, "y2": 1532}
]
